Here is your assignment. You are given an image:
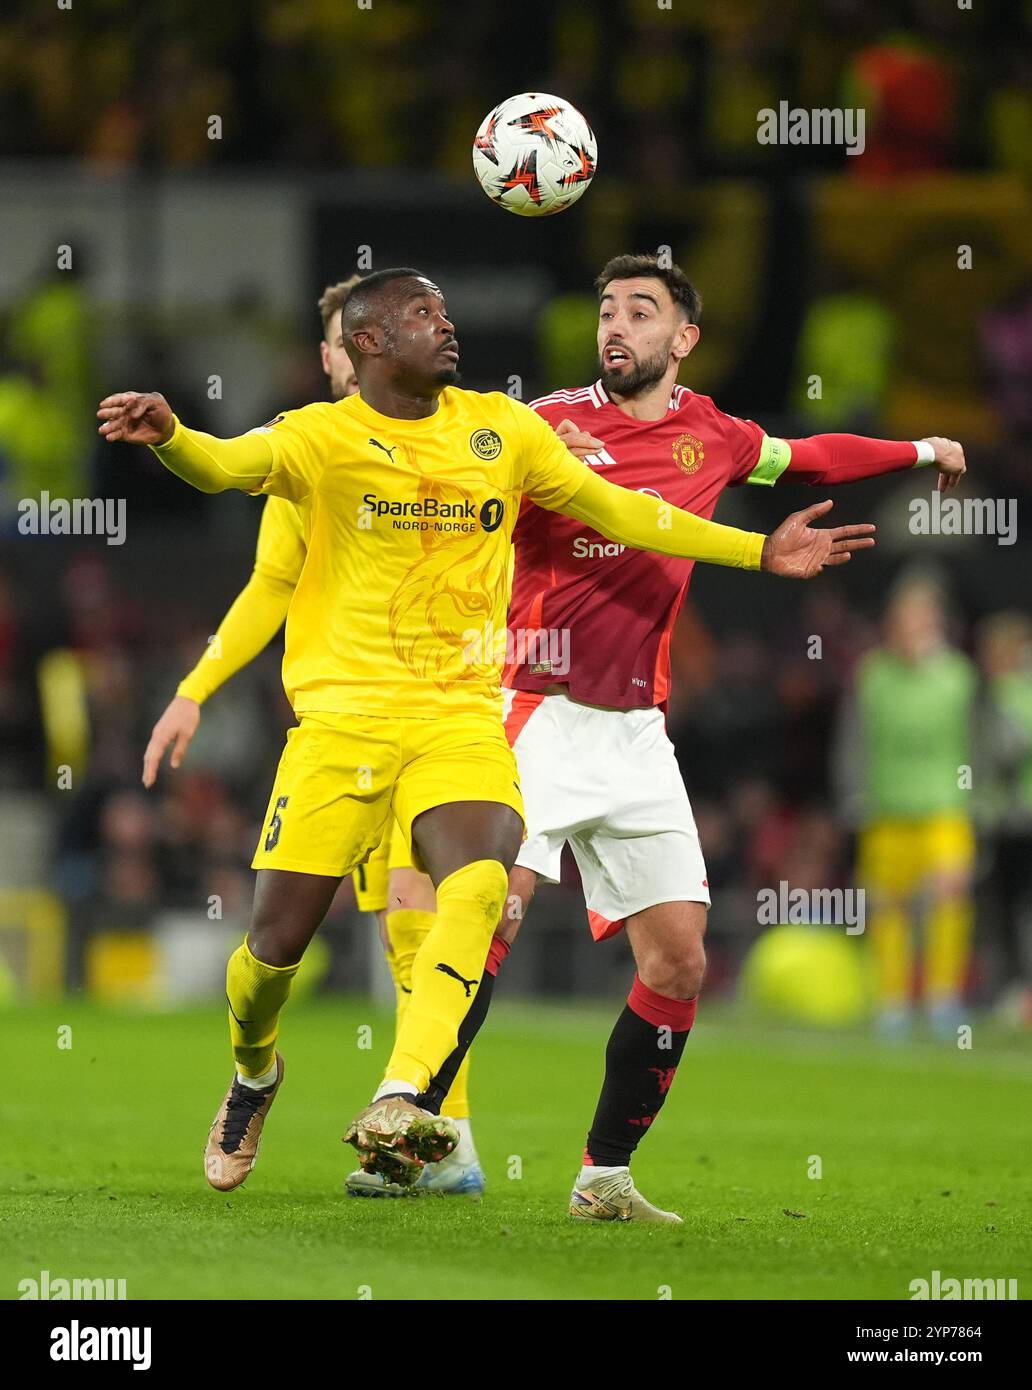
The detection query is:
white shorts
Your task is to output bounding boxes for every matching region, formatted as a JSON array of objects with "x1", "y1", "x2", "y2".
[{"x1": 502, "y1": 687, "x2": 710, "y2": 940}]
